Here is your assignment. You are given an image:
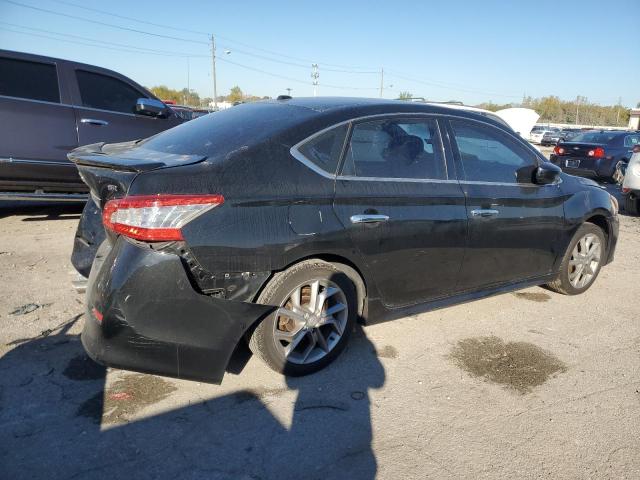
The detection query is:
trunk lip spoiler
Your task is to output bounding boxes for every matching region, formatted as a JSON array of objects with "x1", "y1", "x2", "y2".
[{"x1": 67, "y1": 144, "x2": 207, "y2": 173}]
